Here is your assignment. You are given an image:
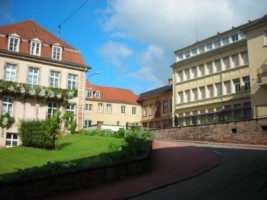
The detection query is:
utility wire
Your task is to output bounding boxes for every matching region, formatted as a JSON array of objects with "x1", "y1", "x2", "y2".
[{"x1": 58, "y1": 0, "x2": 89, "y2": 37}]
